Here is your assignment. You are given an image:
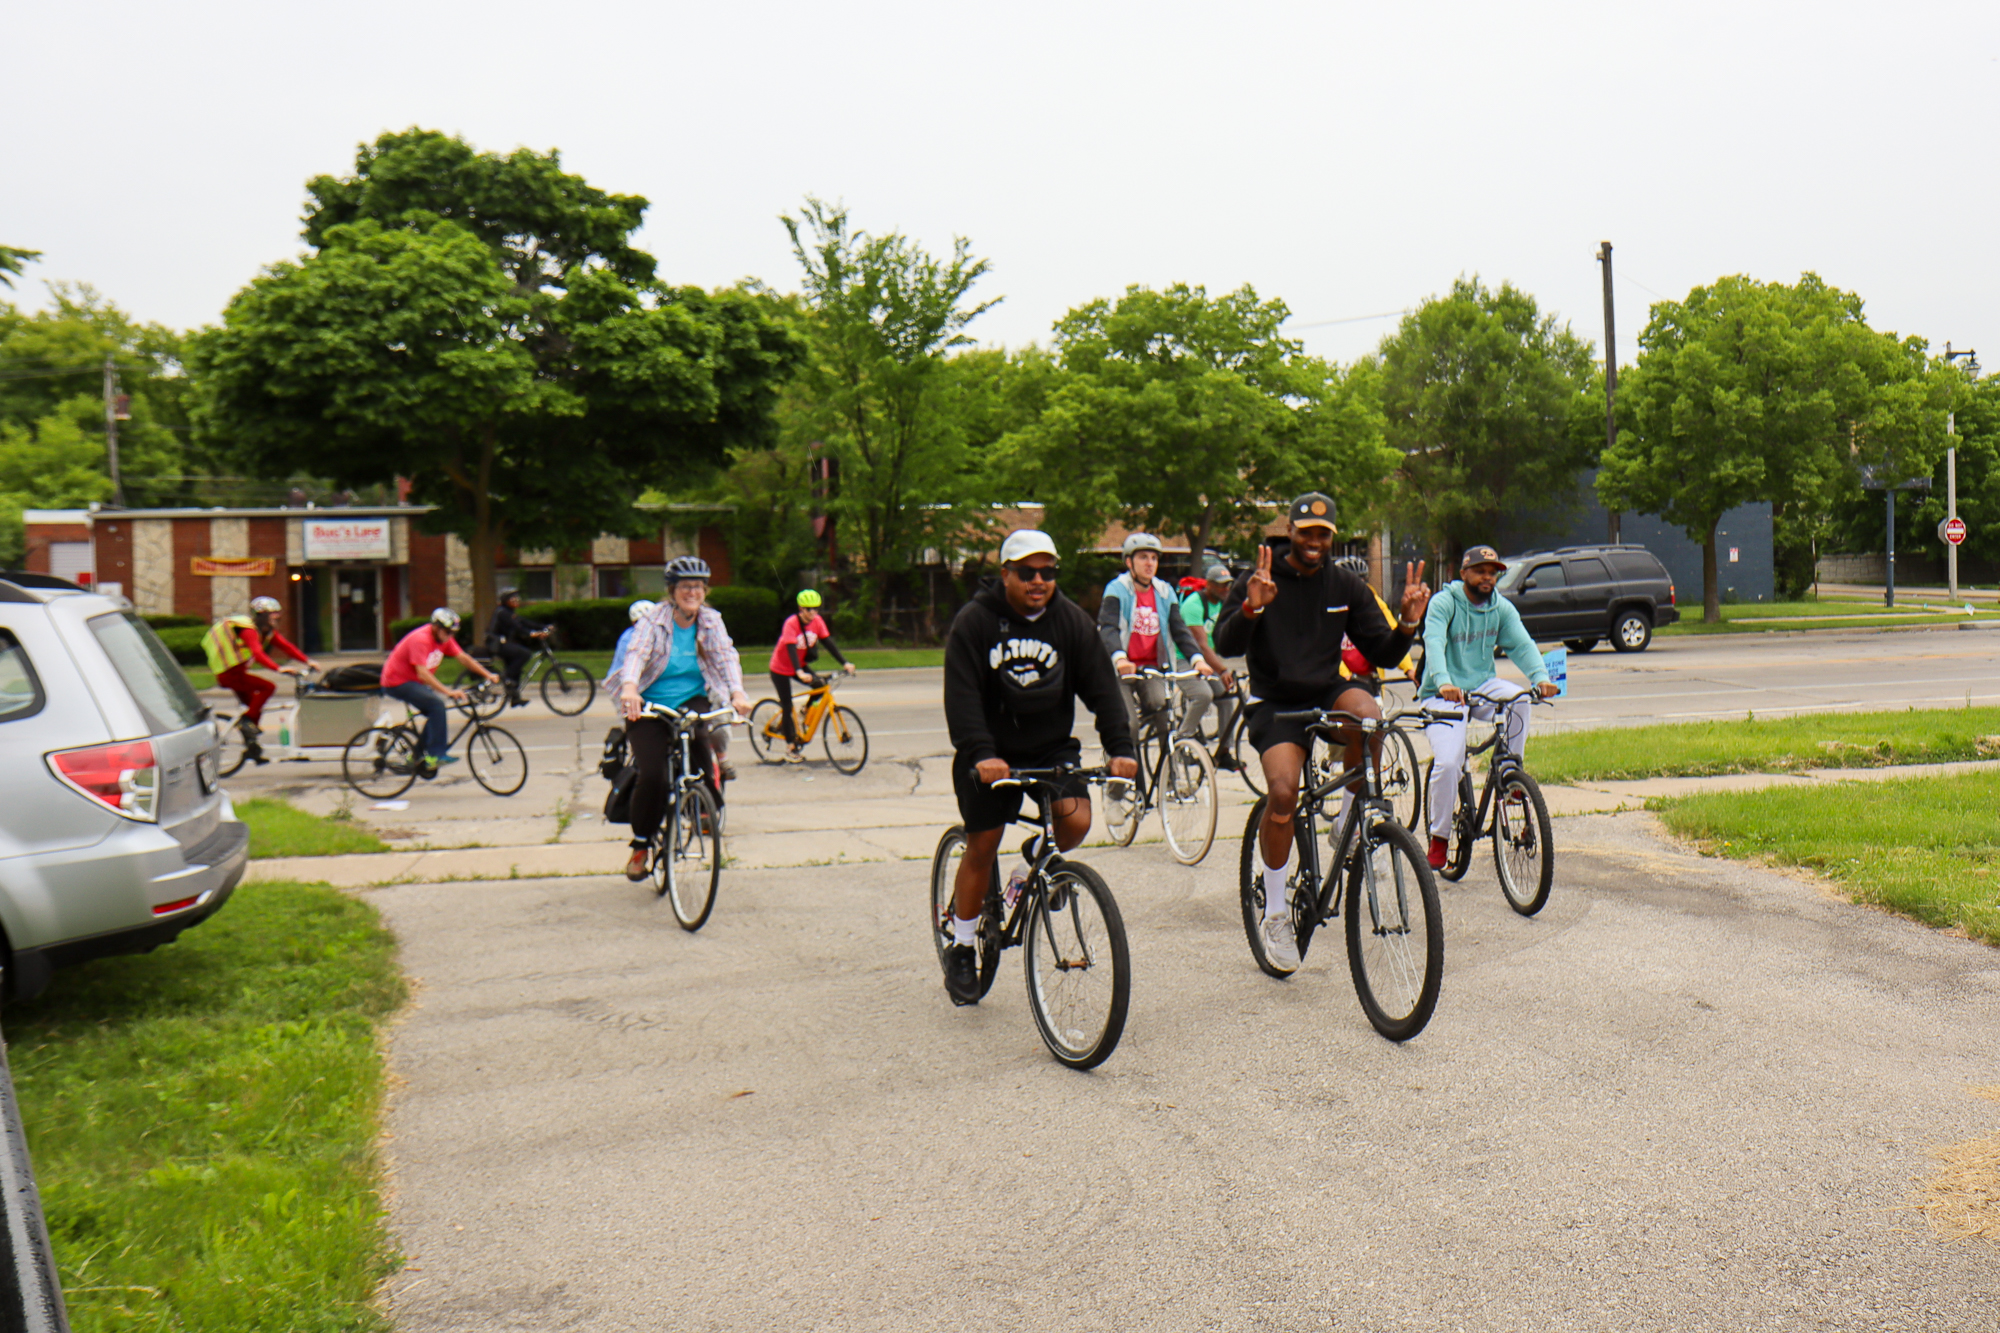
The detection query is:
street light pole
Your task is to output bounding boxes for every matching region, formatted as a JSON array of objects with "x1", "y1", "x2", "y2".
[
  {"x1": 1597, "y1": 241, "x2": 1620, "y2": 544},
  {"x1": 1944, "y1": 343, "x2": 1978, "y2": 602}
]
